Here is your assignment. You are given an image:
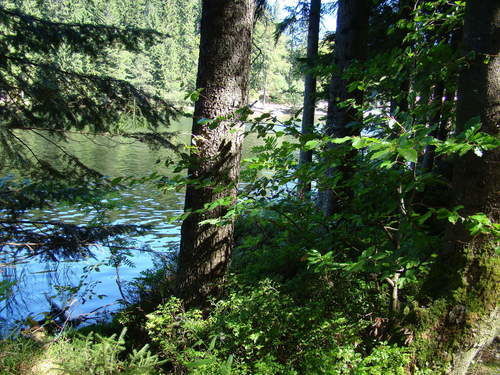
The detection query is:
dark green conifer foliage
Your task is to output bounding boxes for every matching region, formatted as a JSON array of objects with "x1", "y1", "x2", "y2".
[{"x1": 0, "y1": 5, "x2": 178, "y2": 260}]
